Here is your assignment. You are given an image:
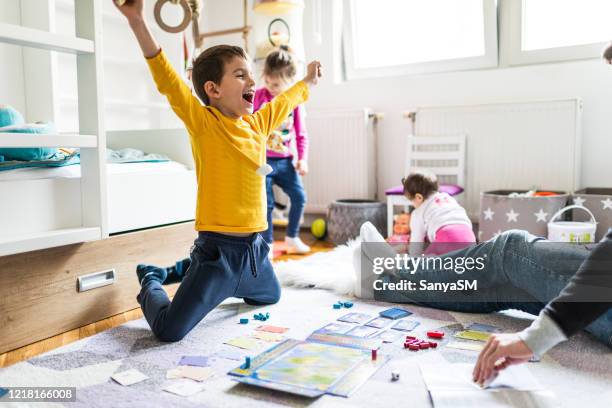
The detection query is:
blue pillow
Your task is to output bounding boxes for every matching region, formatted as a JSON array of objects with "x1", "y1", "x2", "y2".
[{"x1": 0, "y1": 105, "x2": 59, "y2": 161}]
